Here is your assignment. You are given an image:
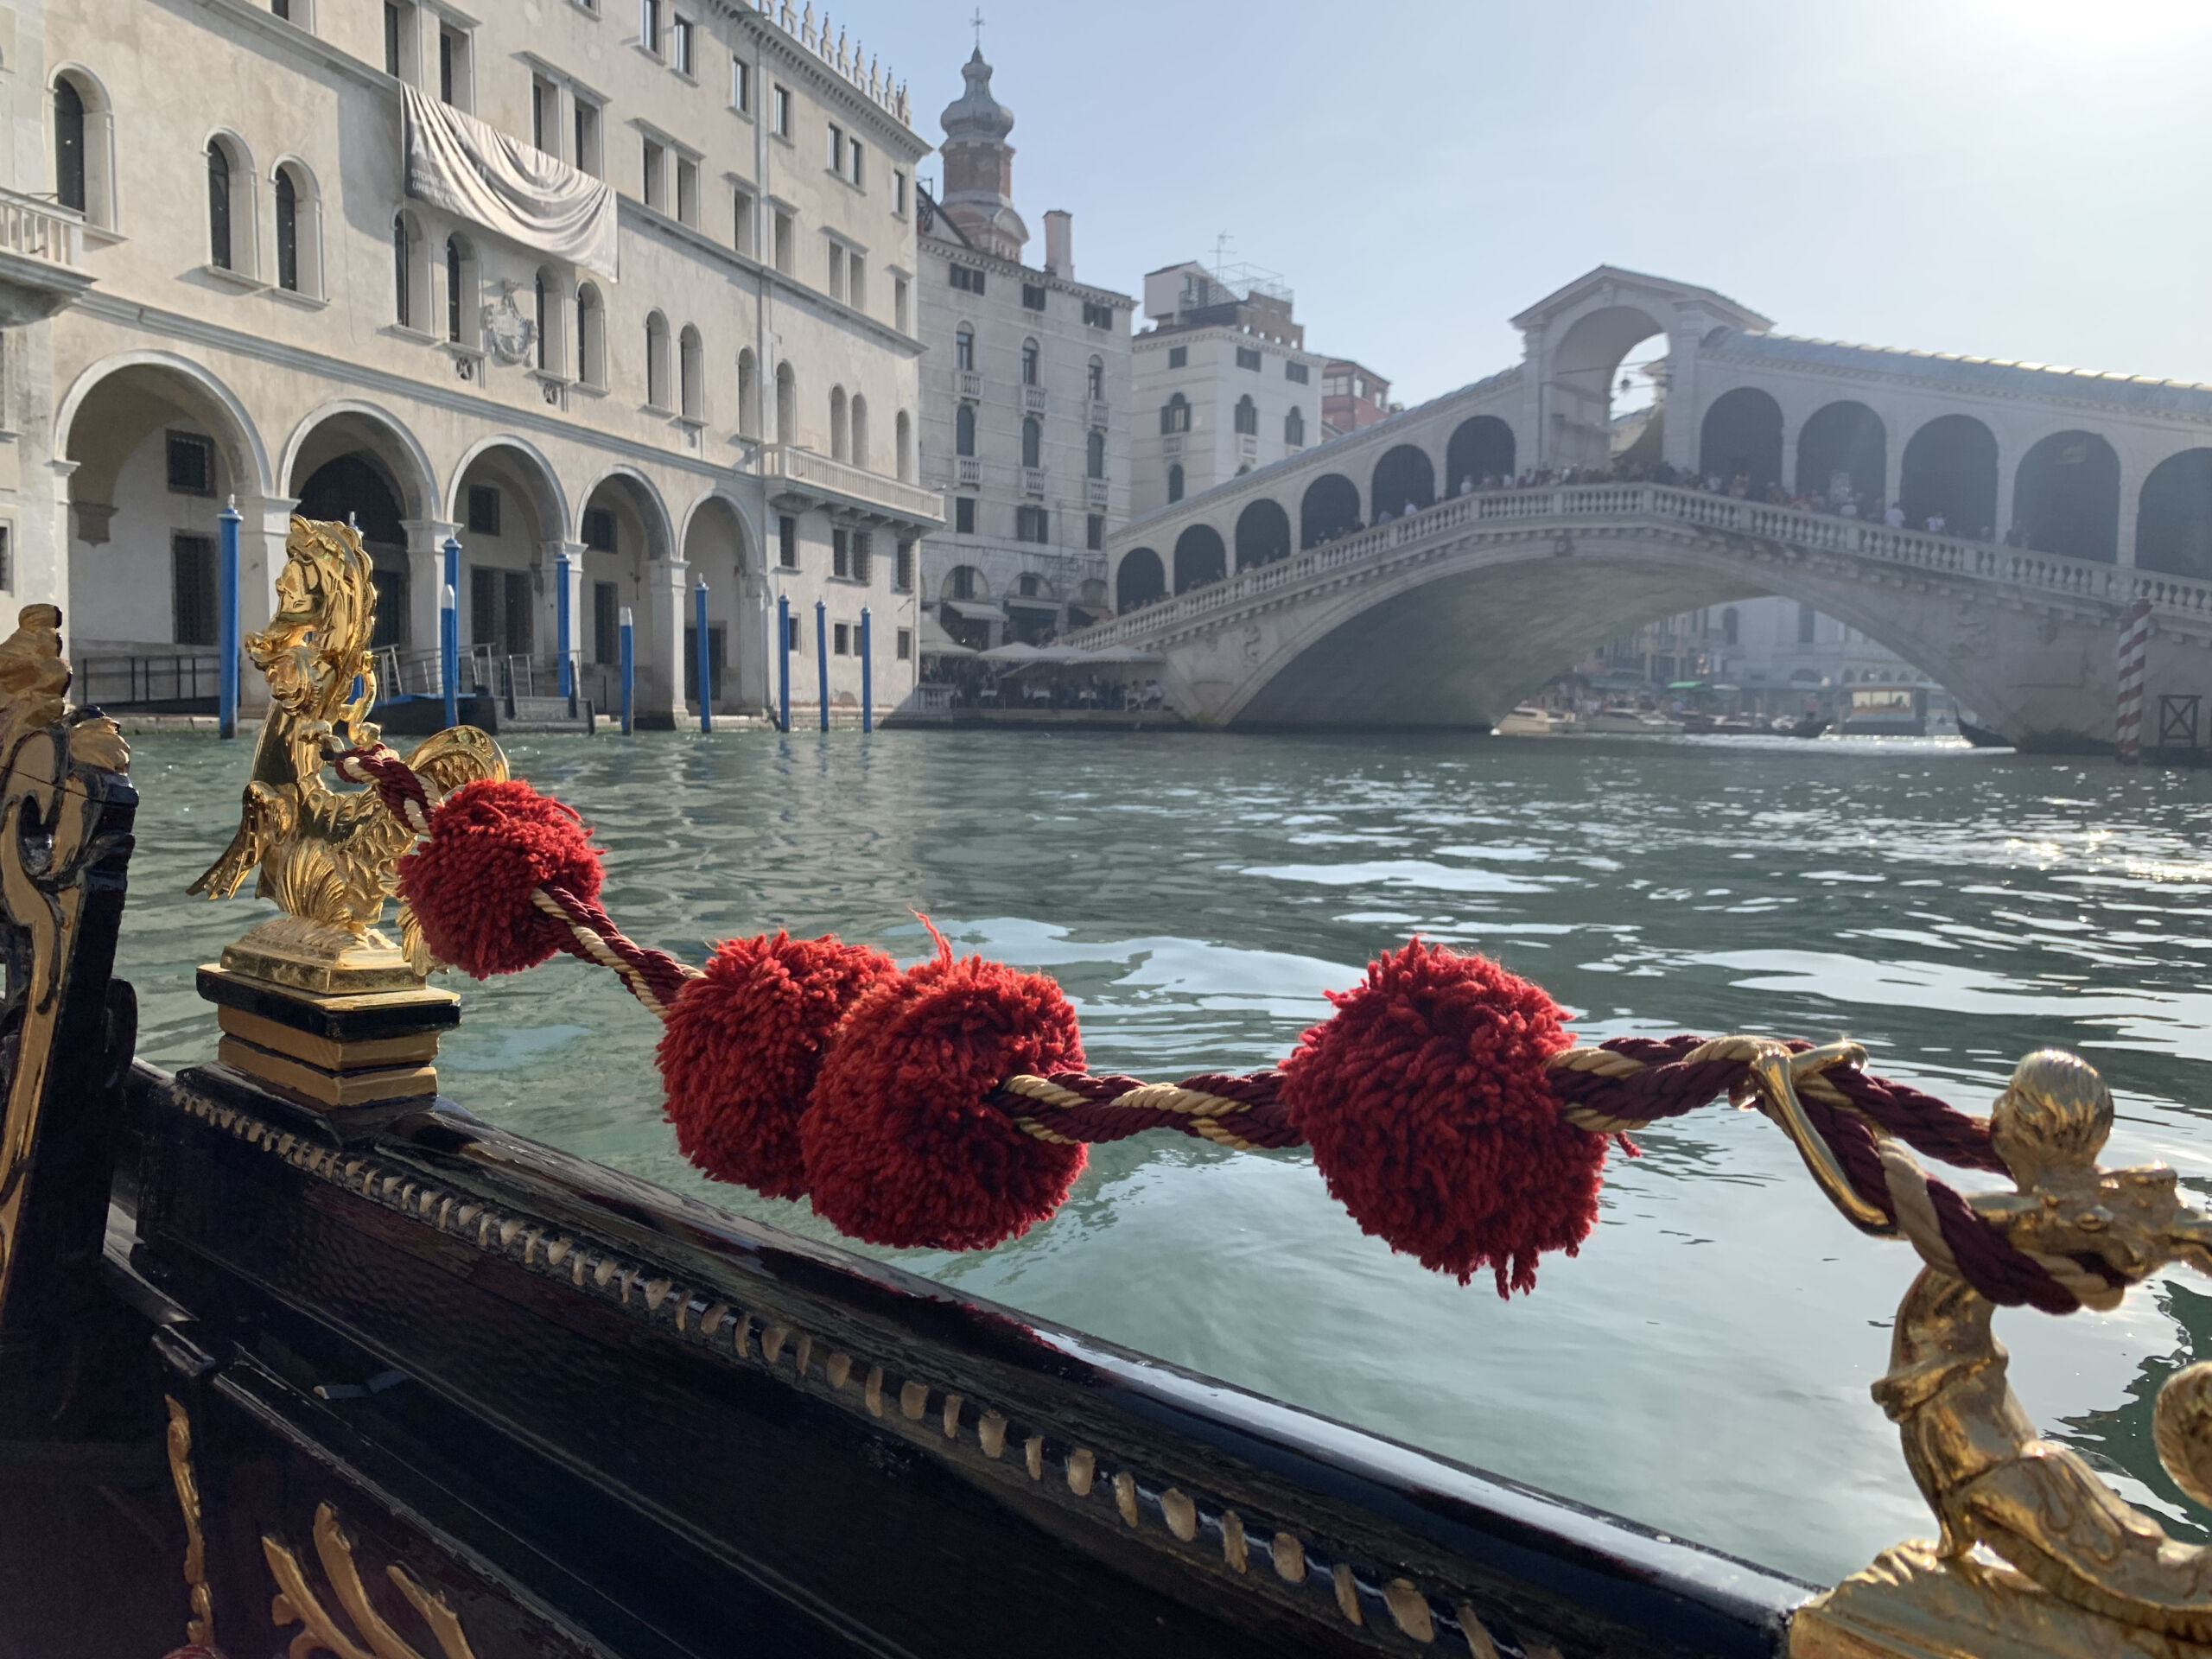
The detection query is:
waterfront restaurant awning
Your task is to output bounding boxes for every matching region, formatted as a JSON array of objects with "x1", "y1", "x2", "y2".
[
  {"x1": 1668, "y1": 680, "x2": 1707, "y2": 691},
  {"x1": 941, "y1": 599, "x2": 1008, "y2": 625},
  {"x1": 917, "y1": 613, "x2": 976, "y2": 658},
  {"x1": 976, "y1": 642, "x2": 1046, "y2": 664}
]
